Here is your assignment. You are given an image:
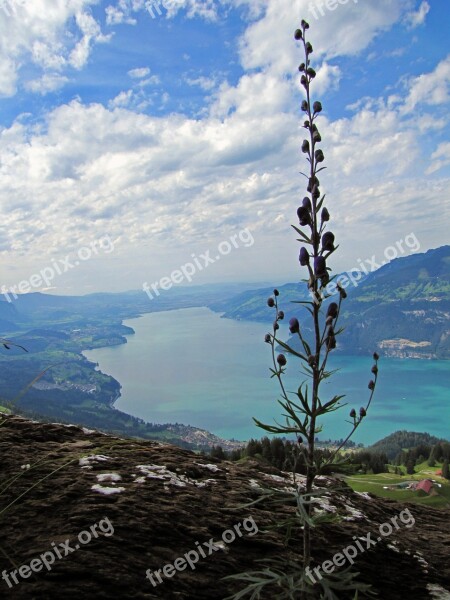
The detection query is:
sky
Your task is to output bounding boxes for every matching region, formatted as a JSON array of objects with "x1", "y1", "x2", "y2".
[{"x1": 0, "y1": 0, "x2": 449, "y2": 297}]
